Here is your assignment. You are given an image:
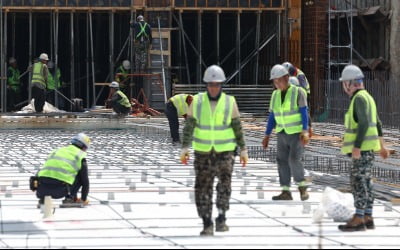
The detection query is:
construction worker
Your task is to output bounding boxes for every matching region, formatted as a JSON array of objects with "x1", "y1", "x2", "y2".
[
  {"x1": 181, "y1": 65, "x2": 248, "y2": 236},
  {"x1": 131, "y1": 15, "x2": 152, "y2": 73},
  {"x1": 263, "y1": 65, "x2": 310, "y2": 201},
  {"x1": 7, "y1": 57, "x2": 21, "y2": 111},
  {"x1": 36, "y1": 133, "x2": 91, "y2": 206},
  {"x1": 46, "y1": 61, "x2": 62, "y2": 106},
  {"x1": 165, "y1": 94, "x2": 193, "y2": 144},
  {"x1": 338, "y1": 65, "x2": 389, "y2": 232},
  {"x1": 31, "y1": 53, "x2": 49, "y2": 113},
  {"x1": 115, "y1": 60, "x2": 131, "y2": 94},
  {"x1": 107, "y1": 81, "x2": 131, "y2": 116}
]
